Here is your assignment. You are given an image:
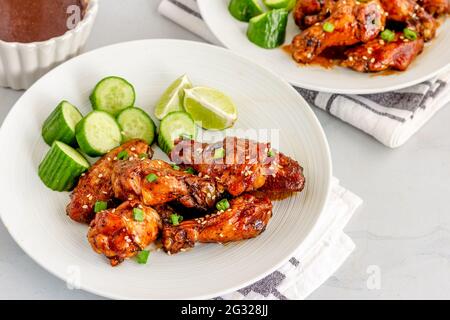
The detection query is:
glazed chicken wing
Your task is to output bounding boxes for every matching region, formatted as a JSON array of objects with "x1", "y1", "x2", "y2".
[
  {"x1": 111, "y1": 159, "x2": 221, "y2": 210},
  {"x1": 88, "y1": 200, "x2": 161, "y2": 266},
  {"x1": 162, "y1": 194, "x2": 273, "y2": 254},
  {"x1": 294, "y1": 0, "x2": 338, "y2": 29},
  {"x1": 259, "y1": 151, "x2": 306, "y2": 195},
  {"x1": 292, "y1": 0, "x2": 386, "y2": 63},
  {"x1": 418, "y1": 0, "x2": 449, "y2": 15},
  {"x1": 379, "y1": 0, "x2": 438, "y2": 41},
  {"x1": 66, "y1": 139, "x2": 152, "y2": 224},
  {"x1": 342, "y1": 33, "x2": 424, "y2": 72},
  {"x1": 170, "y1": 137, "x2": 305, "y2": 197}
]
